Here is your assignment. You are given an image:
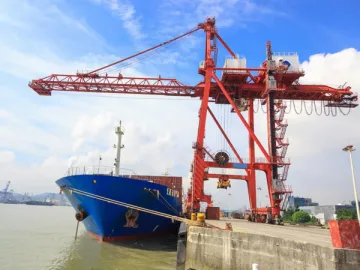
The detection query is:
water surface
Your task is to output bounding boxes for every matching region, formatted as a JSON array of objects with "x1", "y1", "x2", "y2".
[{"x1": 0, "y1": 204, "x2": 177, "y2": 270}]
